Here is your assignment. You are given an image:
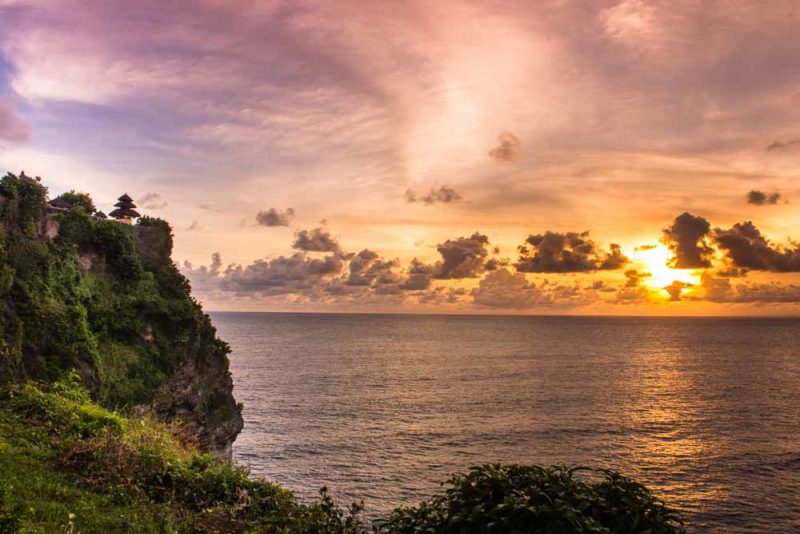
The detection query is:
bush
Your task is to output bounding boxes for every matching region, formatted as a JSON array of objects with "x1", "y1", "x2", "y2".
[
  {"x1": 376, "y1": 464, "x2": 685, "y2": 533},
  {"x1": 0, "y1": 172, "x2": 48, "y2": 237},
  {"x1": 54, "y1": 190, "x2": 96, "y2": 213},
  {"x1": 136, "y1": 216, "x2": 174, "y2": 271},
  {"x1": 0, "y1": 484, "x2": 21, "y2": 533},
  {"x1": 7, "y1": 374, "x2": 123, "y2": 439}
]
